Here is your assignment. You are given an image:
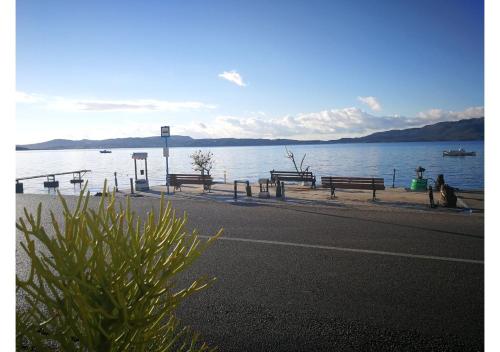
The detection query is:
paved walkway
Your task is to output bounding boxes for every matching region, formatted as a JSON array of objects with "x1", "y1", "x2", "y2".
[{"x1": 16, "y1": 194, "x2": 484, "y2": 351}]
